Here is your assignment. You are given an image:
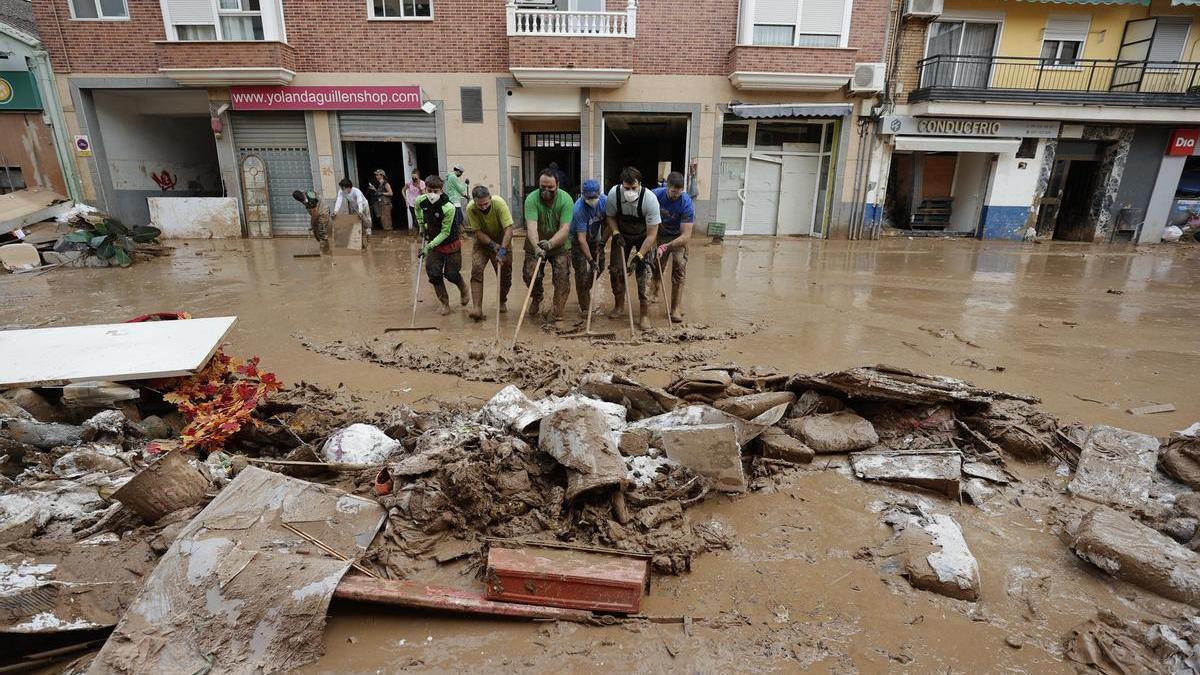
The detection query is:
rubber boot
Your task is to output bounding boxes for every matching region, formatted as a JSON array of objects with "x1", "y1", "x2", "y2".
[
  {"x1": 468, "y1": 280, "x2": 485, "y2": 321},
  {"x1": 649, "y1": 275, "x2": 660, "y2": 304},
  {"x1": 670, "y1": 280, "x2": 685, "y2": 323},
  {"x1": 552, "y1": 292, "x2": 567, "y2": 323},
  {"x1": 433, "y1": 282, "x2": 452, "y2": 315},
  {"x1": 455, "y1": 279, "x2": 471, "y2": 307},
  {"x1": 638, "y1": 303, "x2": 651, "y2": 331}
]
